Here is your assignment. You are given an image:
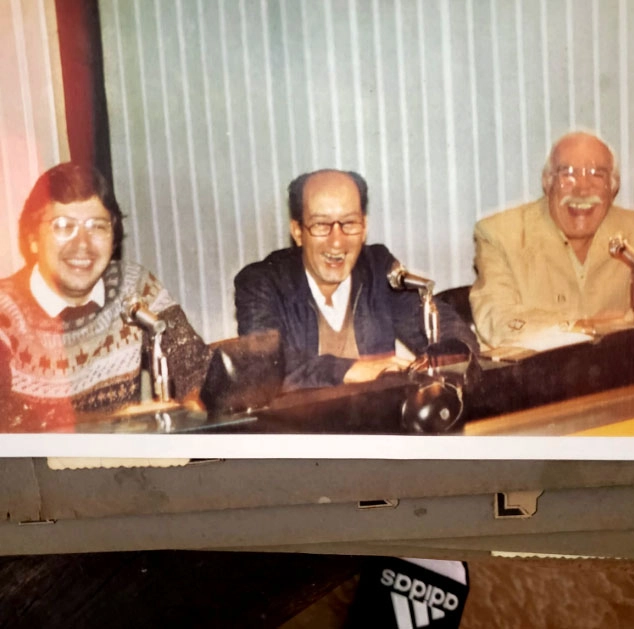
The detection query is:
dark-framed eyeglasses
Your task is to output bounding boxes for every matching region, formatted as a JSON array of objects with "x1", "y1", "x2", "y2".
[
  {"x1": 554, "y1": 165, "x2": 611, "y2": 187},
  {"x1": 302, "y1": 220, "x2": 365, "y2": 237},
  {"x1": 43, "y1": 216, "x2": 113, "y2": 242}
]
